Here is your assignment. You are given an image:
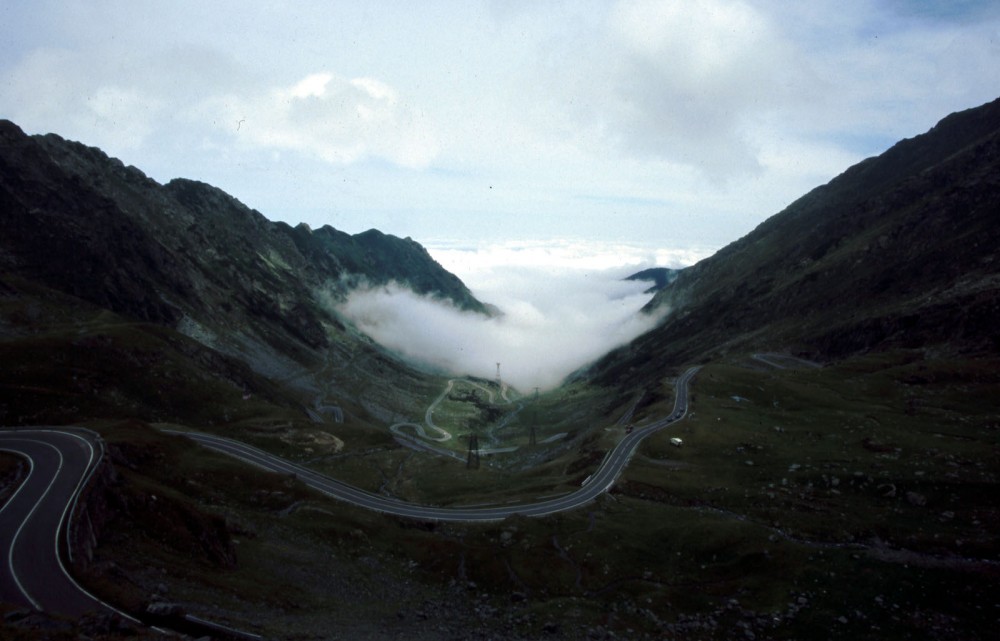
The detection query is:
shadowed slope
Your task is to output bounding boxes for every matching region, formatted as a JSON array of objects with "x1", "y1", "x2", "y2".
[{"x1": 589, "y1": 97, "x2": 1000, "y2": 387}]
